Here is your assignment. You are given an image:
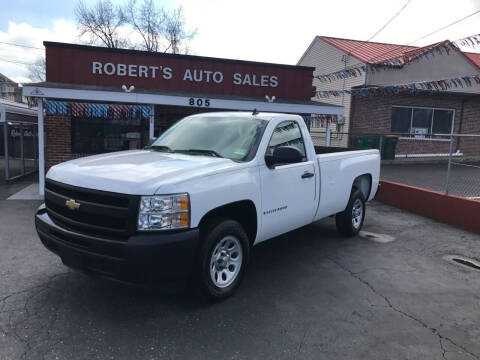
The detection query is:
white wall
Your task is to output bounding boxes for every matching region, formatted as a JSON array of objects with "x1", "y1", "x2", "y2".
[{"x1": 297, "y1": 37, "x2": 366, "y2": 146}]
